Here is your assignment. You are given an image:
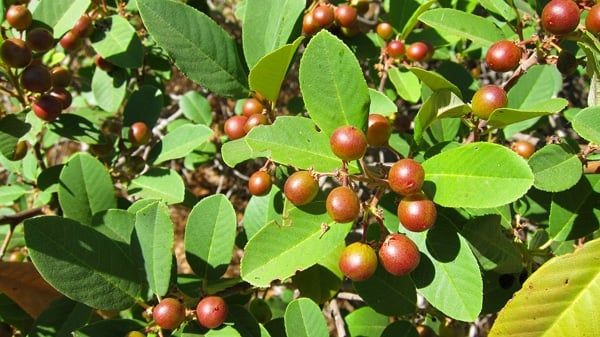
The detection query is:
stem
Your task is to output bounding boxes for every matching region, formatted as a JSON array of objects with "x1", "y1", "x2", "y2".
[{"x1": 328, "y1": 300, "x2": 347, "y2": 337}]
